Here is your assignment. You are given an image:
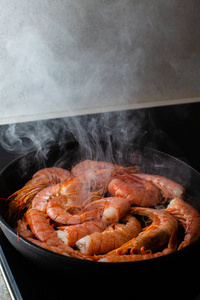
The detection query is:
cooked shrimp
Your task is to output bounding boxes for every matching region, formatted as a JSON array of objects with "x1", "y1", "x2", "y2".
[
  {"x1": 32, "y1": 168, "x2": 112, "y2": 212},
  {"x1": 46, "y1": 196, "x2": 103, "y2": 225},
  {"x1": 9, "y1": 167, "x2": 73, "y2": 217},
  {"x1": 76, "y1": 214, "x2": 141, "y2": 255},
  {"x1": 166, "y1": 198, "x2": 200, "y2": 249},
  {"x1": 99, "y1": 229, "x2": 177, "y2": 262},
  {"x1": 135, "y1": 174, "x2": 185, "y2": 201},
  {"x1": 46, "y1": 196, "x2": 130, "y2": 225},
  {"x1": 25, "y1": 208, "x2": 91, "y2": 260},
  {"x1": 114, "y1": 207, "x2": 178, "y2": 255},
  {"x1": 32, "y1": 184, "x2": 96, "y2": 213},
  {"x1": 83, "y1": 197, "x2": 130, "y2": 223},
  {"x1": 57, "y1": 219, "x2": 107, "y2": 247},
  {"x1": 108, "y1": 175, "x2": 161, "y2": 206},
  {"x1": 60, "y1": 169, "x2": 111, "y2": 205},
  {"x1": 27, "y1": 237, "x2": 89, "y2": 260},
  {"x1": 14, "y1": 216, "x2": 34, "y2": 239},
  {"x1": 71, "y1": 159, "x2": 138, "y2": 177},
  {"x1": 71, "y1": 160, "x2": 121, "y2": 176},
  {"x1": 26, "y1": 208, "x2": 63, "y2": 246}
]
